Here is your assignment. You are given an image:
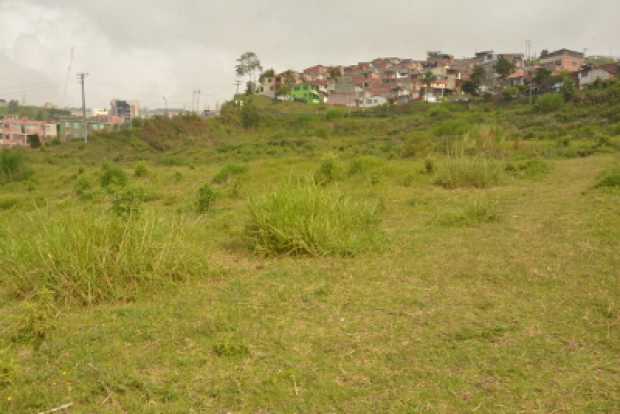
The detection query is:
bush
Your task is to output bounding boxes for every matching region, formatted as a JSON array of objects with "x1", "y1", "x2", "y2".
[
  {"x1": 213, "y1": 163, "x2": 248, "y2": 184},
  {"x1": 241, "y1": 99, "x2": 260, "y2": 129},
  {"x1": 100, "y1": 163, "x2": 128, "y2": 189},
  {"x1": 74, "y1": 176, "x2": 94, "y2": 200},
  {"x1": 246, "y1": 181, "x2": 383, "y2": 256},
  {"x1": 0, "y1": 151, "x2": 31, "y2": 183},
  {"x1": 0, "y1": 210, "x2": 205, "y2": 306},
  {"x1": 197, "y1": 184, "x2": 217, "y2": 213},
  {"x1": 314, "y1": 155, "x2": 343, "y2": 185},
  {"x1": 535, "y1": 94, "x2": 564, "y2": 113},
  {"x1": 435, "y1": 157, "x2": 504, "y2": 189}
]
